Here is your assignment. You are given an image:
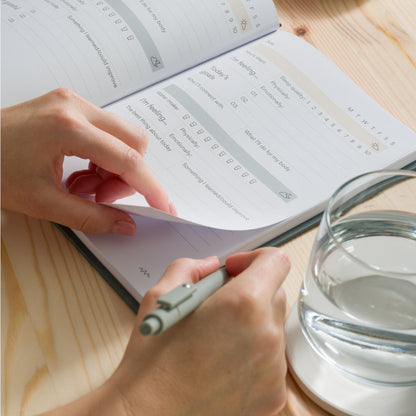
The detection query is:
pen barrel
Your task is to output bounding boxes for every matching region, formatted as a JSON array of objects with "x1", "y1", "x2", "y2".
[
  {"x1": 142, "y1": 267, "x2": 230, "y2": 335},
  {"x1": 191, "y1": 266, "x2": 230, "y2": 299}
]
